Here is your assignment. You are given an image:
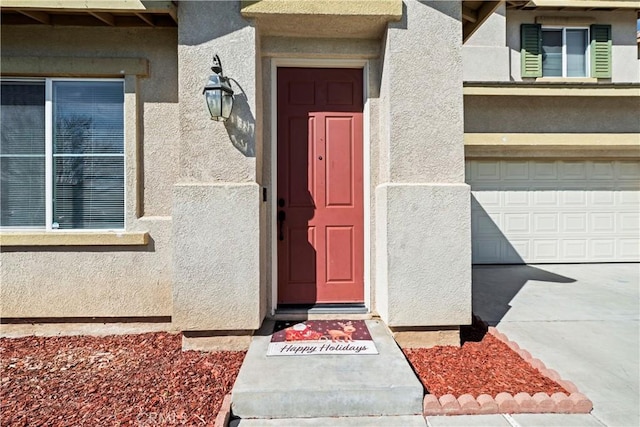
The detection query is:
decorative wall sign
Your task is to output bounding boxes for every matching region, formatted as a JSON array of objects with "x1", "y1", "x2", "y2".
[{"x1": 267, "y1": 320, "x2": 378, "y2": 356}]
